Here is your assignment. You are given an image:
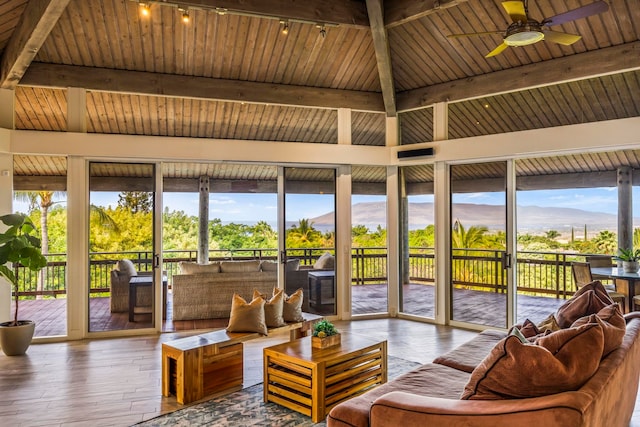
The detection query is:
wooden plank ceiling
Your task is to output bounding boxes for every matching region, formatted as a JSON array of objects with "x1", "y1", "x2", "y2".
[{"x1": 3, "y1": 0, "x2": 640, "y2": 177}]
